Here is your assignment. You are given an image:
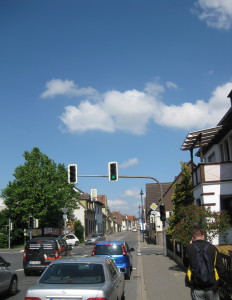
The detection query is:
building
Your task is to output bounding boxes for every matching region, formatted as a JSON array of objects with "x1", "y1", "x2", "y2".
[{"x1": 181, "y1": 90, "x2": 232, "y2": 244}]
